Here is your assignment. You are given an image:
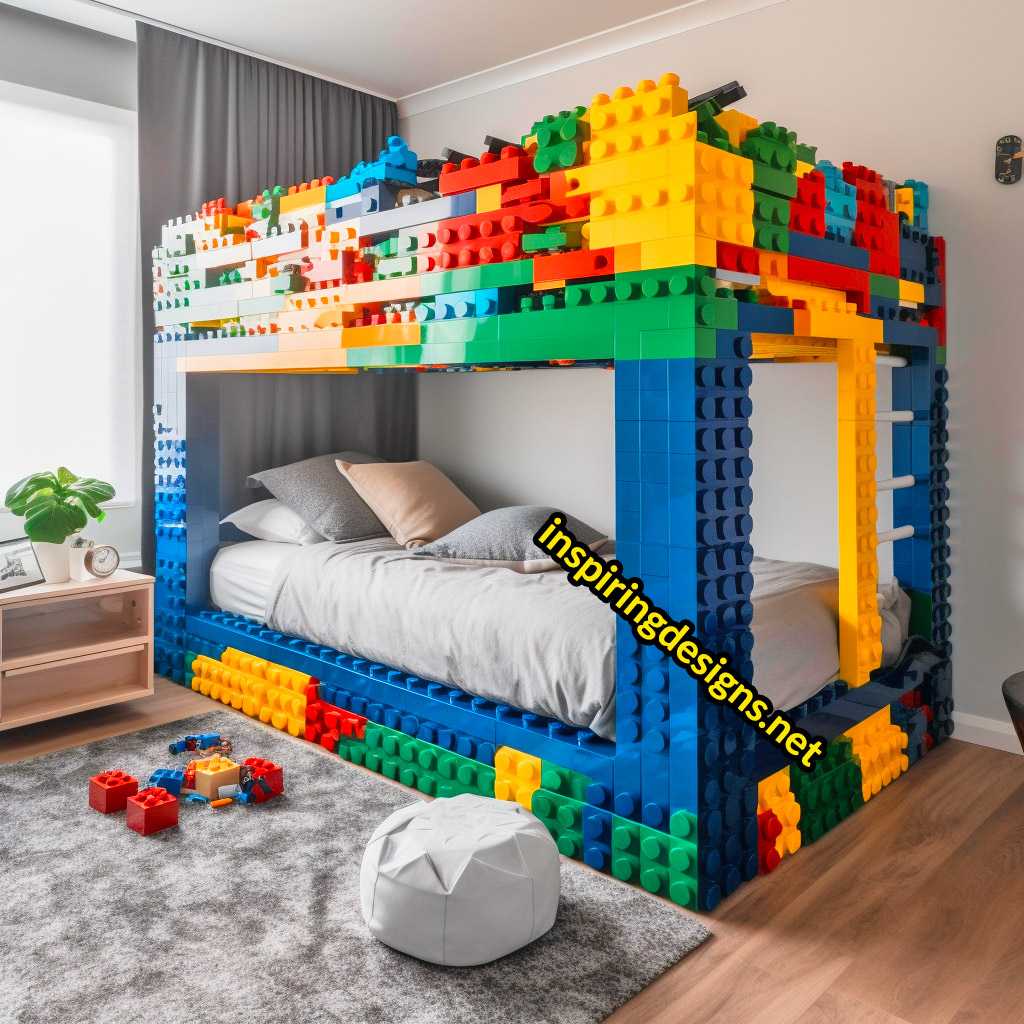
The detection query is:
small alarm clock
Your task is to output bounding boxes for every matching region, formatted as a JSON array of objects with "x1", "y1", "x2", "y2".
[{"x1": 84, "y1": 544, "x2": 120, "y2": 577}]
